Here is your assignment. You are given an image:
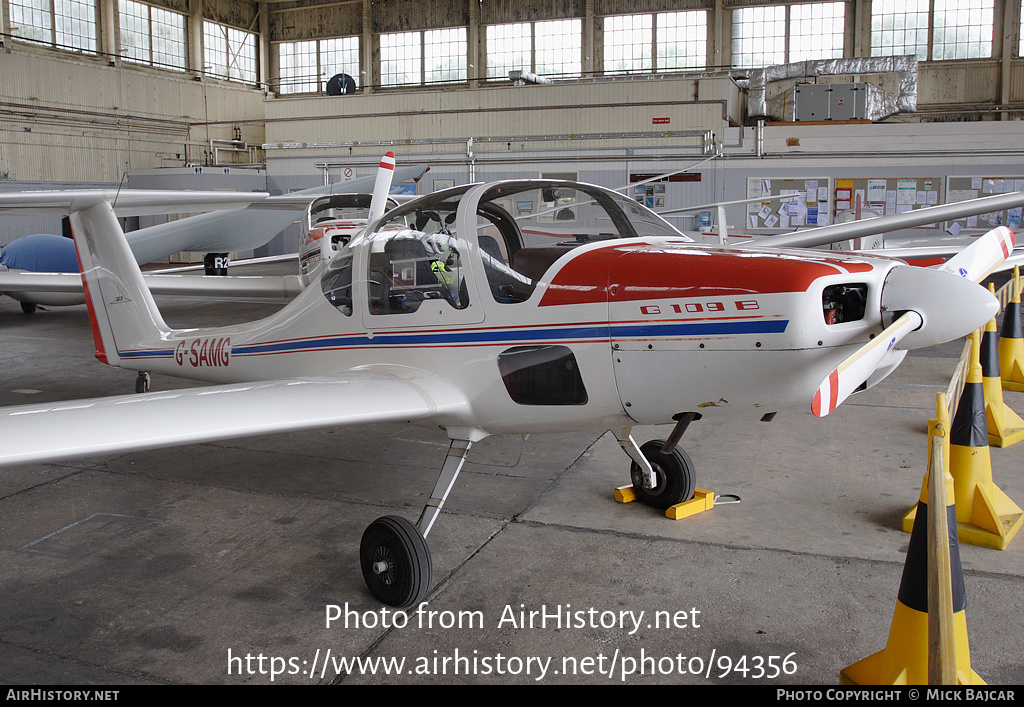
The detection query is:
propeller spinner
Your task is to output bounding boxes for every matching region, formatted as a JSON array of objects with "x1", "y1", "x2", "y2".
[{"x1": 813, "y1": 227, "x2": 1013, "y2": 417}]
